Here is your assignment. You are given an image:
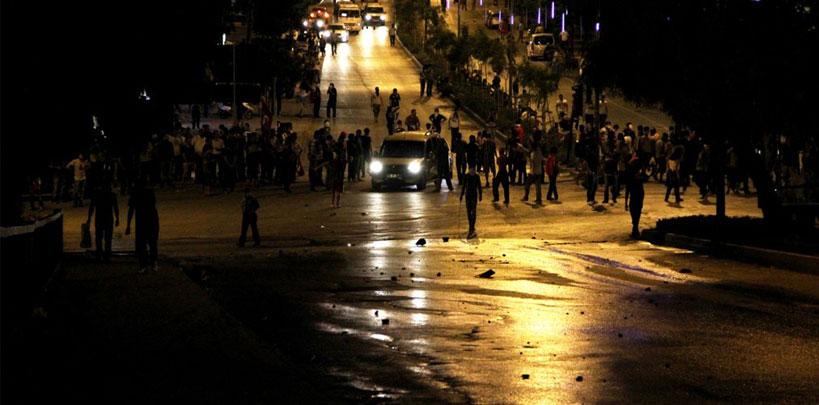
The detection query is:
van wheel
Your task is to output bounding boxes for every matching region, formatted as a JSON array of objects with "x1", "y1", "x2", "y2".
[
  {"x1": 372, "y1": 181, "x2": 381, "y2": 191},
  {"x1": 416, "y1": 180, "x2": 426, "y2": 190}
]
